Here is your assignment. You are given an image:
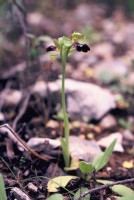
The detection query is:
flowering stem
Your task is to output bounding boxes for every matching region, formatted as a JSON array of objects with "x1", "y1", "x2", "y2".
[
  {"x1": 61, "y1": 50, "x2": 67, "y2": 117},
  {"x1": 47, "y1": 32, "x2": 90, "y2": 167},
  {"x1": 60, "y1": 46, "x2": 70, "y2": 167}
]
